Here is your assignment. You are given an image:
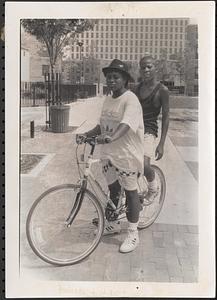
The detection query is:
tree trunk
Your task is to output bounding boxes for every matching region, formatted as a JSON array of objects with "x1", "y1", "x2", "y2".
[{"x1": 51, "y1": 64, "x2": 55, "y2": 105}]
